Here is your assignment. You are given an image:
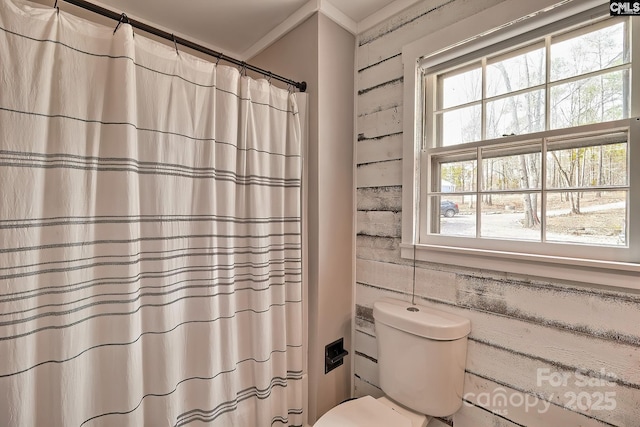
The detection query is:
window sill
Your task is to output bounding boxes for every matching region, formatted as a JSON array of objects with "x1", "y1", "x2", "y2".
[{"x1": 400, "y1": 243, "x2": 640, "y2": 291}]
